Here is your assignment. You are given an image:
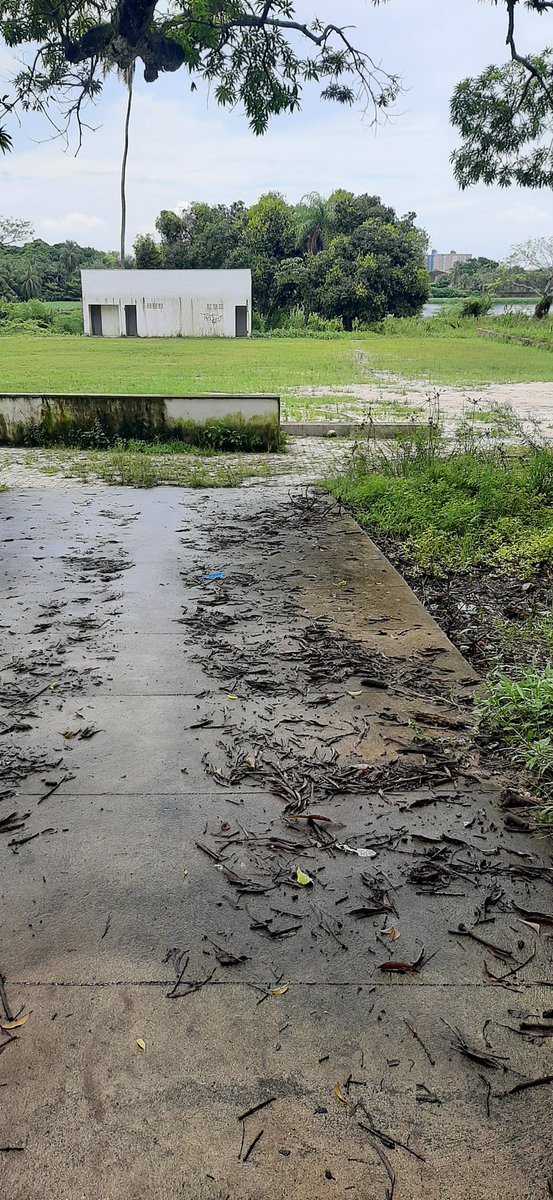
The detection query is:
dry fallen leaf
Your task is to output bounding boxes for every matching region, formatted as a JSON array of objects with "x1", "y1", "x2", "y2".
[
  {"x1": 519, "y1": 919, "x2": 541, "y2": 935},
  {"x1": 347, "y1": 690, "x2": 362, "y2": 698},
  {"x1": 296, "y1": 868, "x2": 313, "y2": 887},
  {"x1": 63, "y1": 730, "x2": 76, "y2": 740},
  {"x1": 380, "y1": 947, "x2": 426, "y2": 974},
  {"x1": 335, "y1": 1083, "x2": 348, "y2": 1106},
  {"x1": 271, "y1": 984, "x2": 290, "y2": 997},
  {"x1": 0, "y1": 1014, "x2": 29, "y2": 1031},
  {"x1": 135, "y1": 1038, "x2": 146, "y2": 1052},
  {"x1": 382, "y1": 927, "x2": 401, "y2": 942}
]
